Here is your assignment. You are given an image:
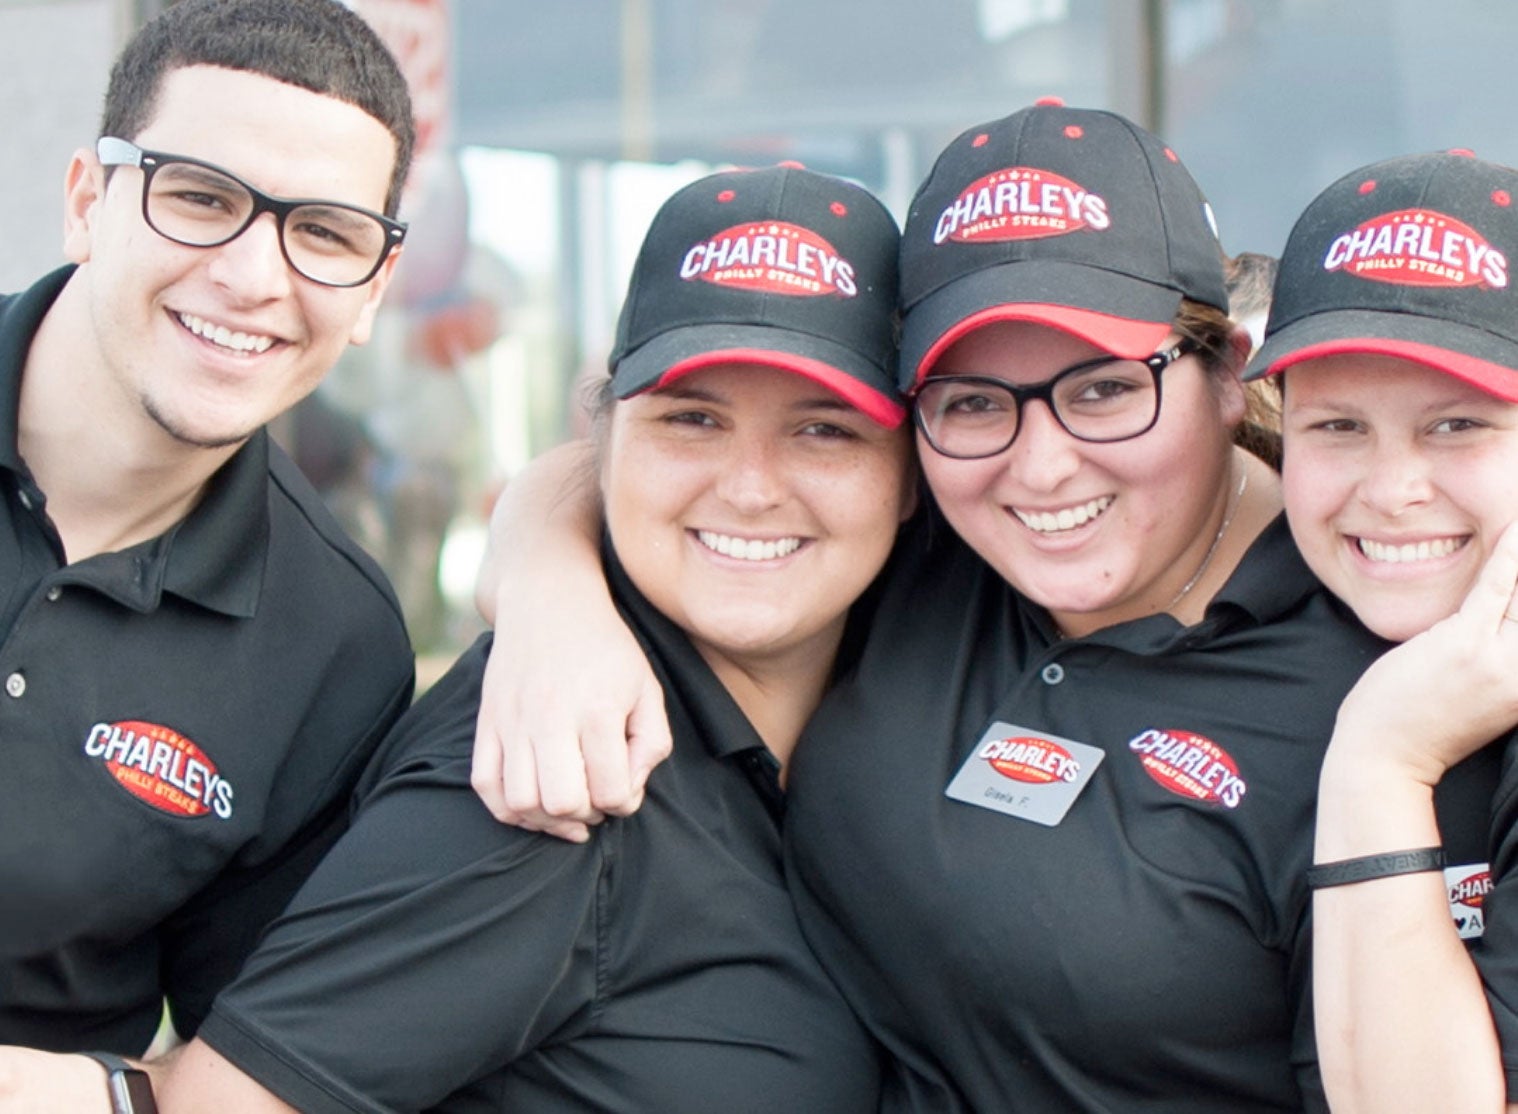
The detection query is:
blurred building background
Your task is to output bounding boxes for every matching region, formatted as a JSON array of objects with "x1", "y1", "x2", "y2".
[{"x1": 5, "y1": 0, "x2": 1517, "y2": 663}]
